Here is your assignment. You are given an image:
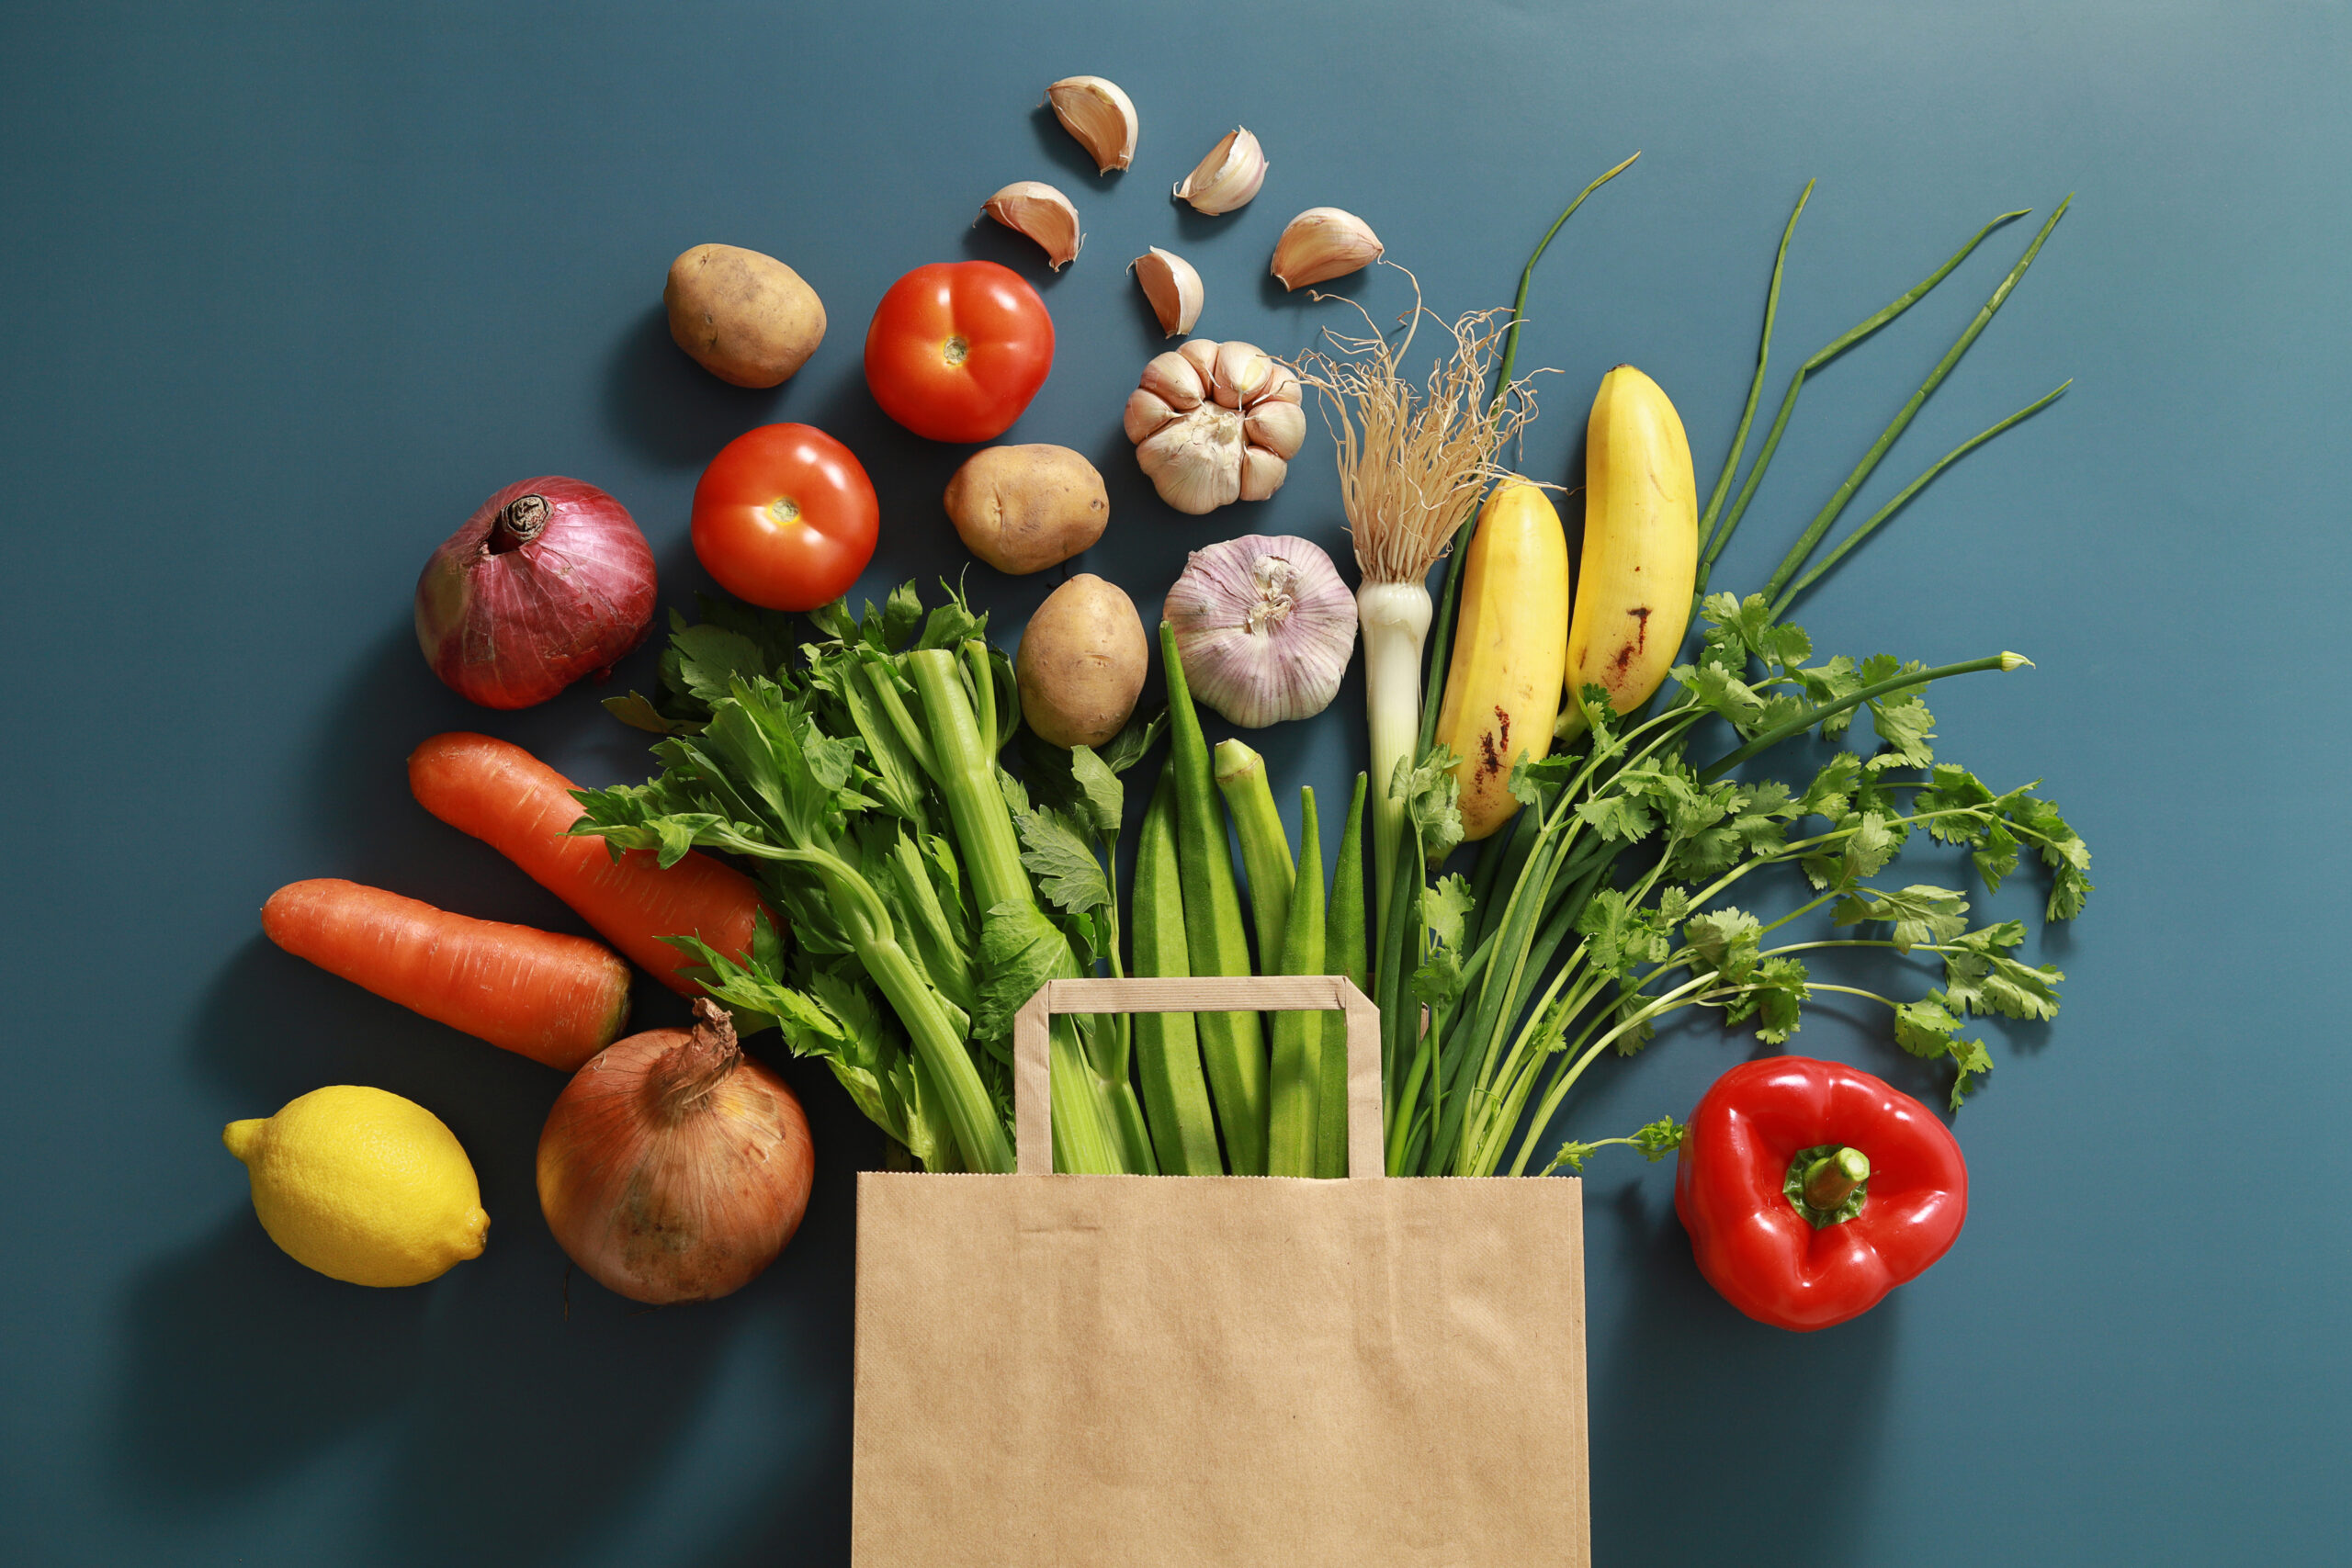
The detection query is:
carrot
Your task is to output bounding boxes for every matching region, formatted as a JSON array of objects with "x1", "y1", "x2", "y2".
[
  {"x1": 262, "y1": 878, "x2": 630, "y2": 1070},
  {"x1": 407, "y1": 732, "x2": 766, "y2": 995}
]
